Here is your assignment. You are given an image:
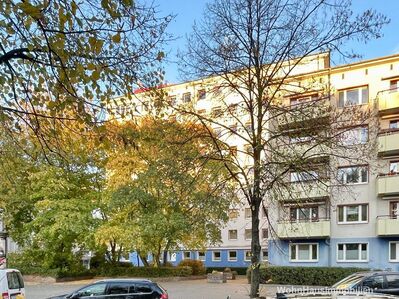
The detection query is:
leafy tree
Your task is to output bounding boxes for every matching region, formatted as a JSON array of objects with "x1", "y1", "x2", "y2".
[
  {"x1": 104, "y1": 117, "x2": 237, "y2": 267},
  {"x1": 176, "y1": 0, "x2": 388, "y2": 297},
  {"x1": 0, "y1": 0, "x2": 171, "y2": 151}
]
